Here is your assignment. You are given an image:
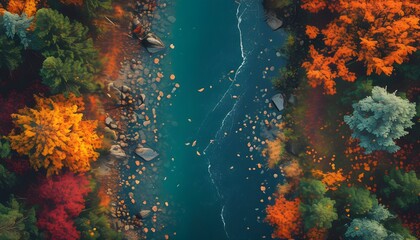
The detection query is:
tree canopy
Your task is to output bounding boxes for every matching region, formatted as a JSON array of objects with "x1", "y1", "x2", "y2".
[
  {"x1": 36, "y1": 173, "x2": 91, "y2": 240},
  {"x1": 266, "y1": 195, "x2": 301, "y2": 239},
  {"x1": 8, "y1": 94, "x2": 102, "y2": 176},
  {"x1": 2, "y1": 11, "x2": 33, "y2": 48},
  {"x1": 32, "y1": 8, "x2": 100, "y2": 74},
  {"x1": 344, "y1": 86, "x2": 416, "y2": 153},
  {"x1": 382, "y1": 169, "x2": 420, "y2": 210},
  {"x1": 301, "y1": 0, "x2": 420, "y2": 94},
  {"x1": 339, "y1": 186, "x2": 378, "y2": 215},
  {"x1": 40, "y1": 56, "x2": 97, "y2": 96},
  {"x1": 0, "y1": 197, "x2": 39, "y2": 240},
  {"x1": 0, "y1": 35, "x2": 22, "y2": 71},
  {"x1": 300, "y1": 197, "x2": 338, "y2": 230}
]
